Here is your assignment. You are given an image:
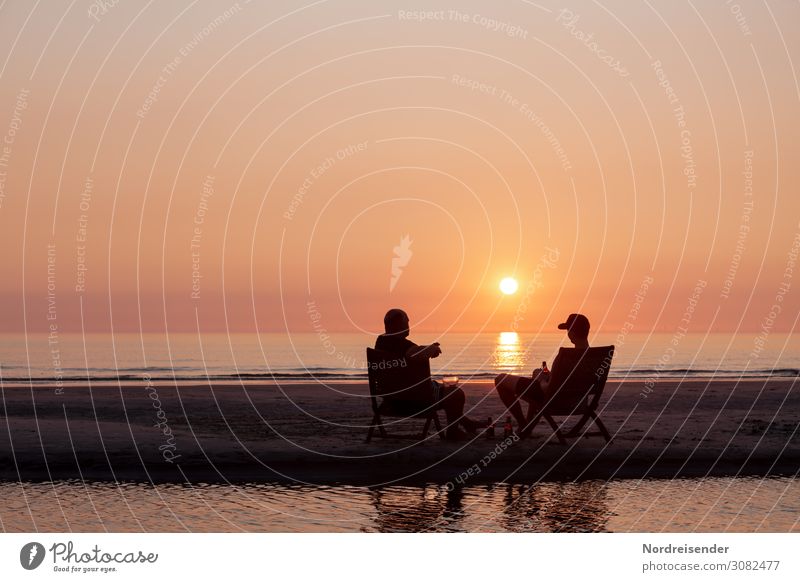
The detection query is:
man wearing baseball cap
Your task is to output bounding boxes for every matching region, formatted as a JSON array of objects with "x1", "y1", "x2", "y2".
[
  {"x1": 557, "y1": 313, "x2": 590, "y2": 347},
  {"x1": 494, "y1": 313, "x2": 591, "y2": 435}
]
